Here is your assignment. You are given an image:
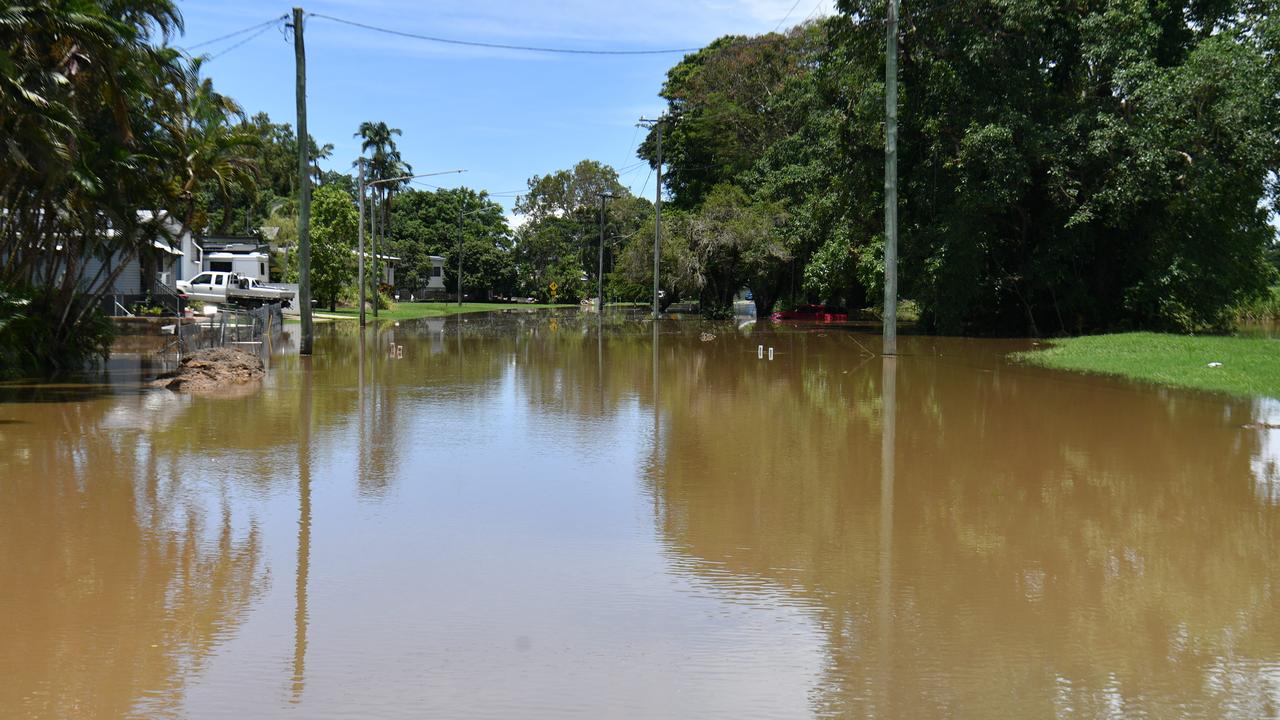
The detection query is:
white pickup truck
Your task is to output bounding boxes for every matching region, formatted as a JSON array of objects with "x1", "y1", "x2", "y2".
[{"x1": 176, "y1": 271, "x2": 295, "y2": 308}]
